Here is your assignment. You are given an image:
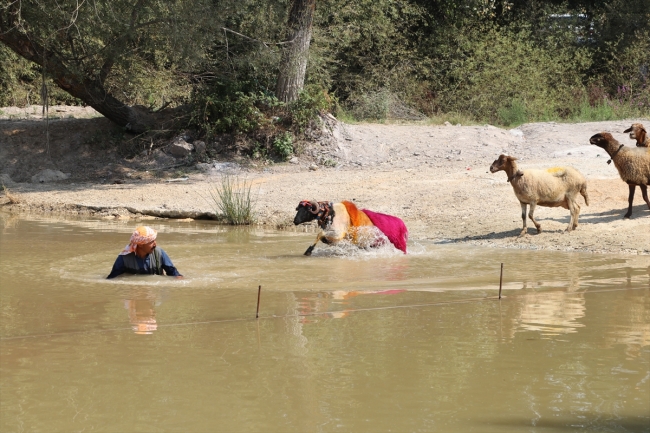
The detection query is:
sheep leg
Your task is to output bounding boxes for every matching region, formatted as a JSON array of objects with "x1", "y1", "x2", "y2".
[
  {"x1": 641, "y1": 185, "x2": 650, "y2": 210},
  {"x1": 519, "y1": 203, "x2": 528, "y2": 237},
  {"x1": 567, "y1": 199, "x2": 580, "y2": 231},
  {"x1": 572, "y1": 202, "x2": 581, "y2": 230},
  {"x1": 528, "y1": 202, "x2": 542, "y2": 233},
  {"x1": 304, "y1": 234, "x2": 322, "y2": 256},
  {"x1": 624, "y1": 184, "x2": 636, "y2": 218}
]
